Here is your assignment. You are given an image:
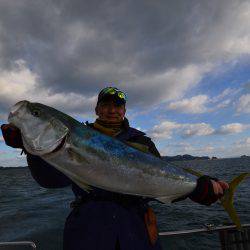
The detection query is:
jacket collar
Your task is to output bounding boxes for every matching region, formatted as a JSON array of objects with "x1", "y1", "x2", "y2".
[{"x1": 85, "y1": 117, "x2": 145, "y2": 141}]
